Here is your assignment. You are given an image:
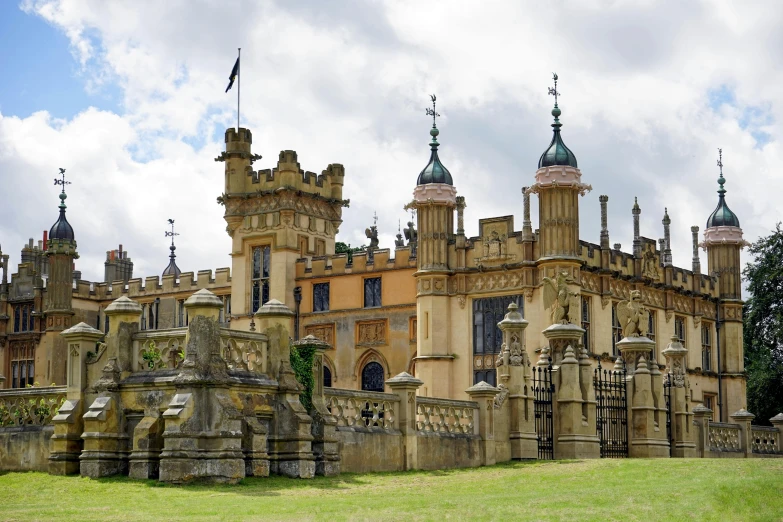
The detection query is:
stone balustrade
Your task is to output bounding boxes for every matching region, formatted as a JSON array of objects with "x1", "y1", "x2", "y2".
[
  {"x1": 707, "y1": 422, "x2": 742, "y2": 452},
  {"x1": 415, "y1": 397, "x2": 477, "y2": 435},
  {"x1": 751, "y1": 426, "x2": 779, "y2": 454},
  {"x1": 0, "y1": 386, "x2": 67, "y2": 426},
  {"x1": 219, "y1": 328, "x2": 269, "y2": 373},
  {"x1": 325, "y1": 388, "x2": 398, "y2": 431}
]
